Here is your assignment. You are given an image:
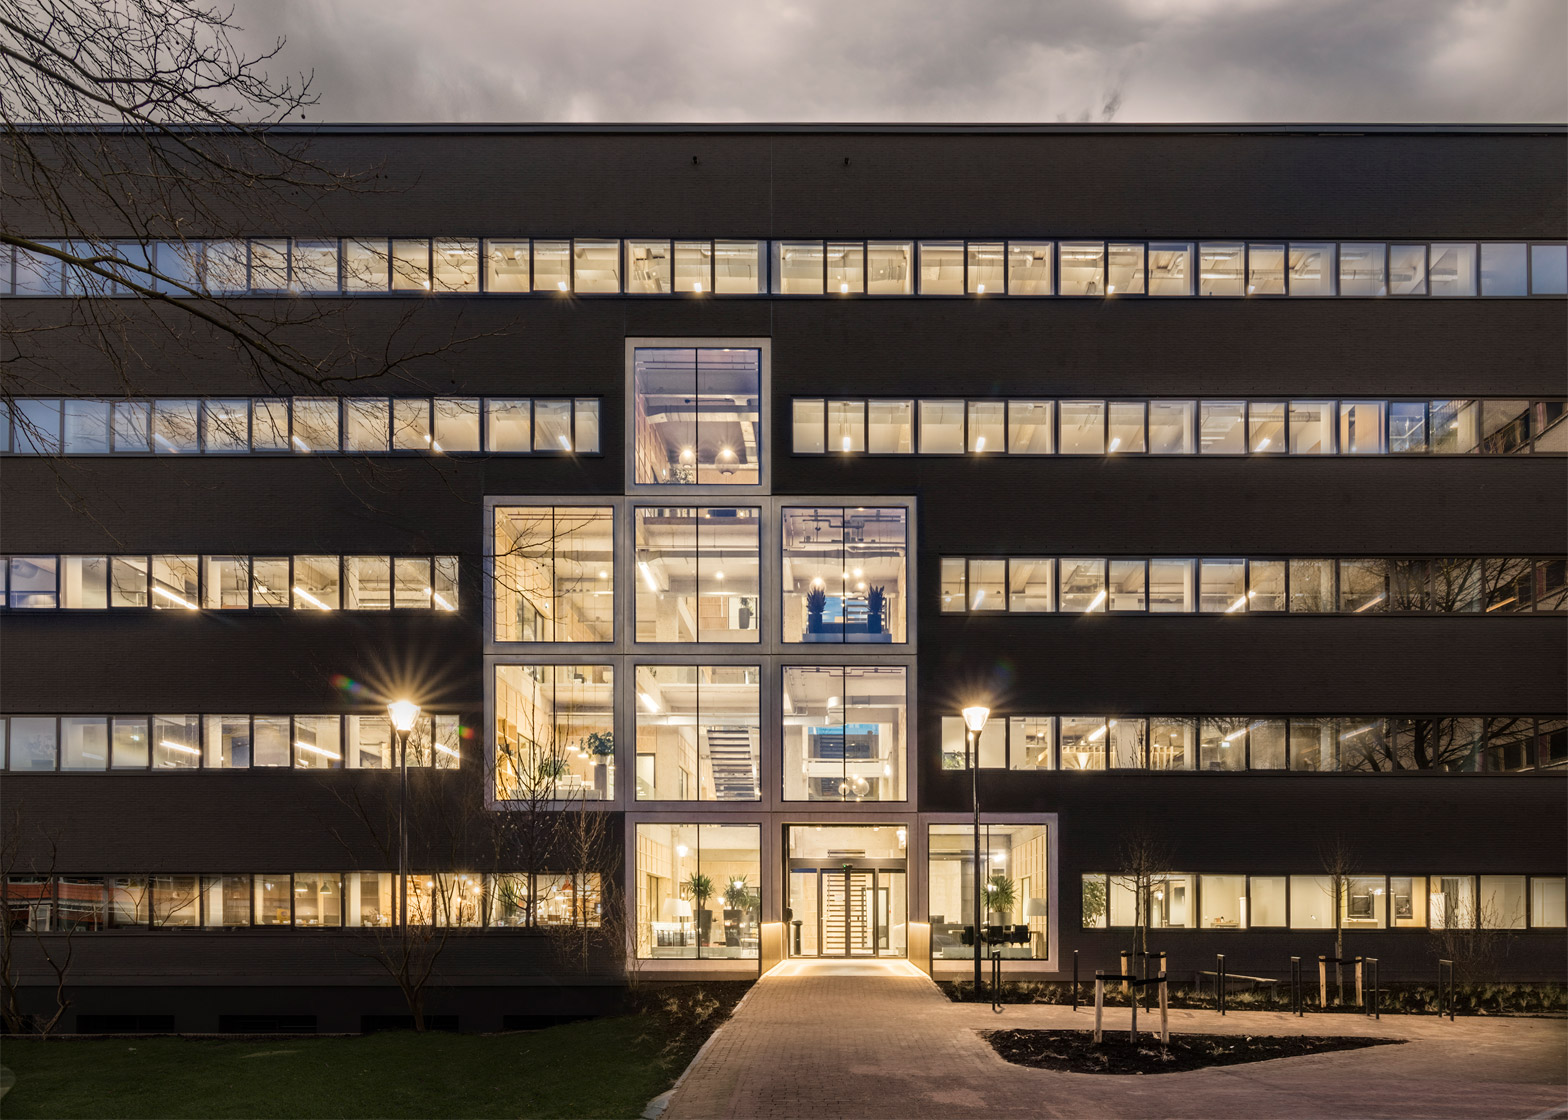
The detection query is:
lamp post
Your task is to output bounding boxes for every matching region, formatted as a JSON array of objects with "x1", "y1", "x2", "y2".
[
  {"x1": 387, "y1": 700, "x2": 421, "y2": 929},
  {"x1": 962, "y1": 704, "x2": 990, "y2": 995}
]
